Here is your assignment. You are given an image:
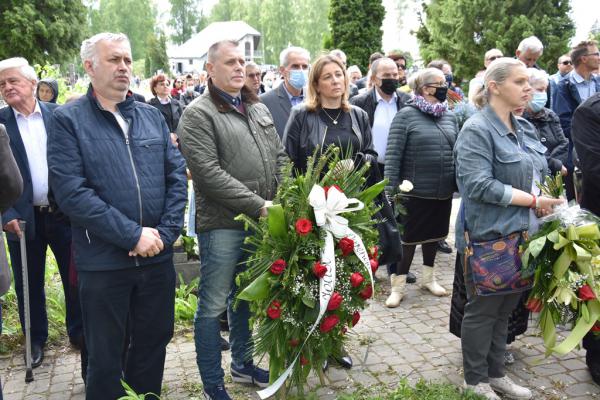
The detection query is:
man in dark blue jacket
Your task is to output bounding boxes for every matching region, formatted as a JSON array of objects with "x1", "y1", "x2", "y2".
[
  {"x1": 47, "y1": 32, "x2": 187, "y2": 400},
  {"x1": 0, "y1": 57, "x2": 83, "y2": 368}
]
